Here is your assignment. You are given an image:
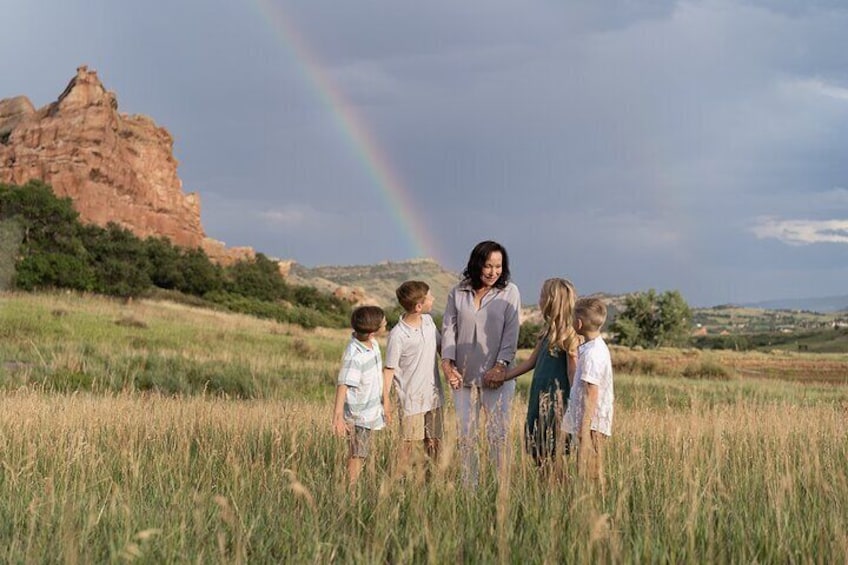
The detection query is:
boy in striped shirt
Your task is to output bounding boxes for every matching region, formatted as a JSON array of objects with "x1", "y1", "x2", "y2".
[{"x1": 332, "y1": 305, "x2": 389, "y2": 483}]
